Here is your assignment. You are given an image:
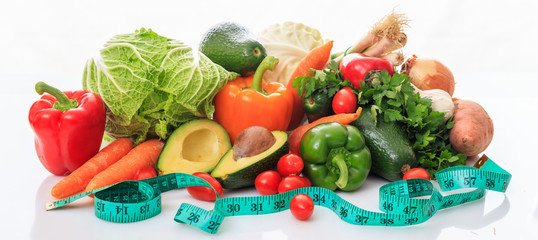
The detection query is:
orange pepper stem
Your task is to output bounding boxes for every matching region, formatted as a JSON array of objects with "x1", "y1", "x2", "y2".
[{"x1": 251, "y1": 56, "x2": 278, "y2": 93}]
